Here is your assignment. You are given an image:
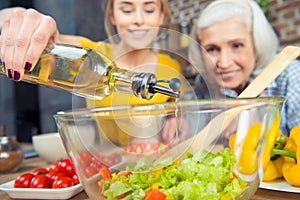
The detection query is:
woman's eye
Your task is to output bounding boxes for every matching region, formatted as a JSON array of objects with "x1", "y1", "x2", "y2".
[
  {"x1": 206, "y1": 47, "x2": 218, "y2": 53},
  {"x1": 122, "y1": 9, "x2": 132, "y2": 14},
  {"x1": 145, "y1": 9, "x2": 155, "y2": 13},
  {"x1": 232, "y1": 43, "x2": 244, "y2": 49}
]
